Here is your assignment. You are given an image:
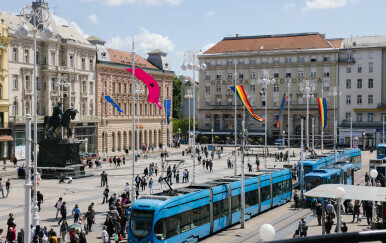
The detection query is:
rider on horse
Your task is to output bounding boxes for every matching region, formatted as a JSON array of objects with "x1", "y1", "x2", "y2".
[{"x1": 53, "y1": 101, "x2": 63, "y2": 123}]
